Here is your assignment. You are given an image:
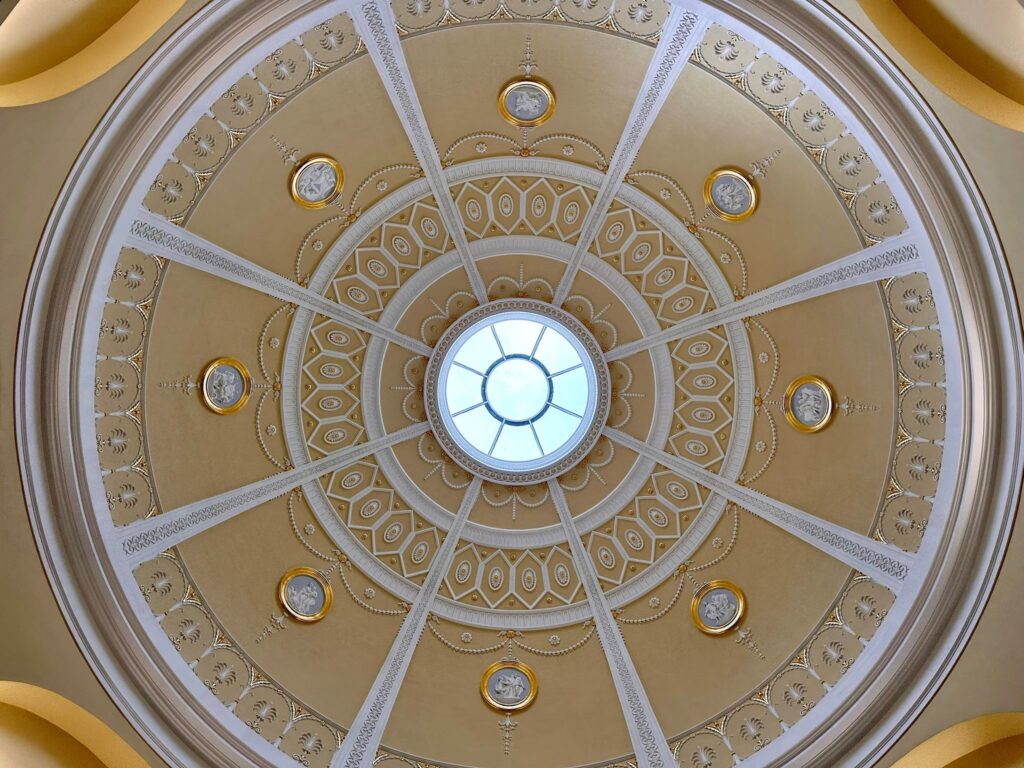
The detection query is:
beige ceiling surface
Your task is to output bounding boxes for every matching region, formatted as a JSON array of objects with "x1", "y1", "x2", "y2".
[
  {"x1": 8, "y1": 2, "x2": 1021, "y2": 768},
  {"x1": 127, "y1": 12, "x2": 903, "y2": 766},
  {"x1": 405, "y1": 23, "x2": 655, "y2": 164}
]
